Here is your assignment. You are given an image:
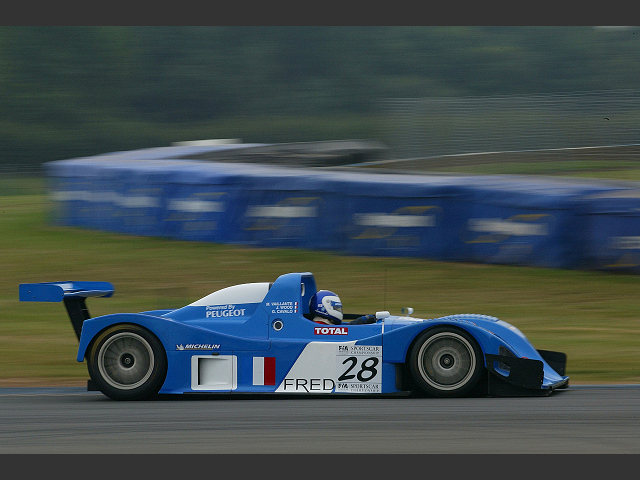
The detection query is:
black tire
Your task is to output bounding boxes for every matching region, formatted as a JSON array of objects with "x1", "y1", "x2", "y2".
[
  {"x1": 408, "y1": 326, "x2": 484, "y2": 397},
  {"x1": 87, "y1": 324, "x2": 167, "y2": 400}
]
